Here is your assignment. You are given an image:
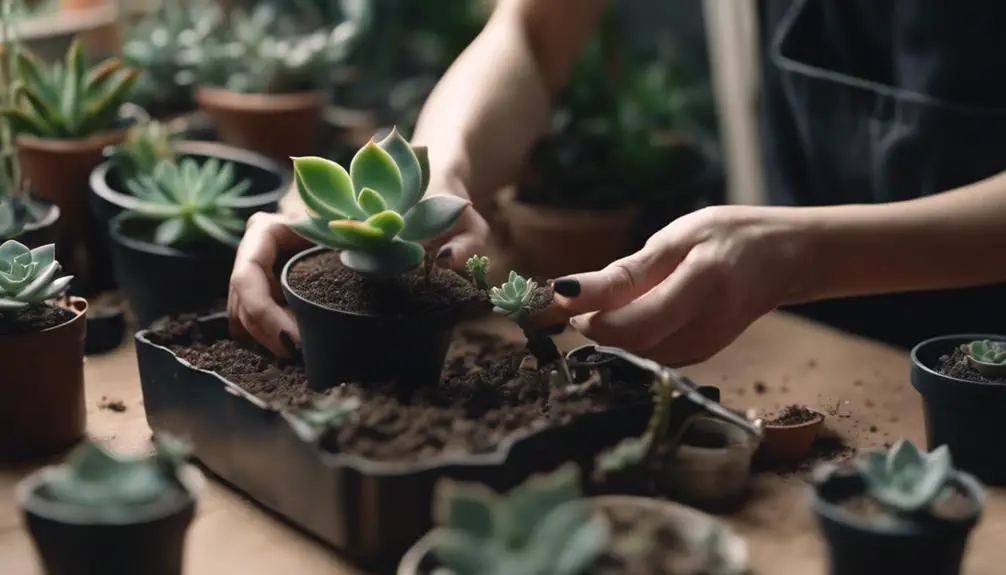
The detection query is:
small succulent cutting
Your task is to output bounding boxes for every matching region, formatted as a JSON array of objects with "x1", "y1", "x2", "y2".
[
  {"x1": 465, "y1": 254, "x2": 489, "y2": 291},
  {"x1": 965, "y1": 339, "x2": 1006, "y2": 376},
  {"x1": 595, "y1": 370, "x2": 676, "y2": 479},
  {"x1": 490, "y1": 271, "x2": 537, "y2": 321},
  {"x1": 287, "y1": 127, "x2": 470, "y2": 277},
  {"x1": 429, "y1": 463, "x2": 609, "y2": 574},
  {"x1": 862, "y1": 439, "x2": 954, "y2": 515},
  {"x1": 110, "y1": 120, "x2": 180, "y2": 179},
  {"x1": 0, "y1": 240, "x2": 72, "y2": 312},
  {"x1": 0, "y1": 39, "x2": 139, "y2": 139},
  {"x1": 121, "y1": 157, "x2": 251, "y2": 248},
  {"x1": 37, "y1": 434, "x2": 192, "y2": 520}
]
